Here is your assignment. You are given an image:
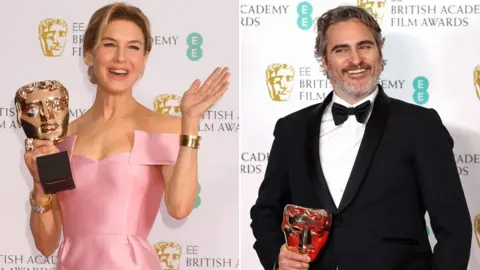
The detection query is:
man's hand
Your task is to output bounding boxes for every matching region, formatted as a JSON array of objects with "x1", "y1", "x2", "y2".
[{"x1": 278, "y1": 244, "x2": 310, "y2": 269}]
